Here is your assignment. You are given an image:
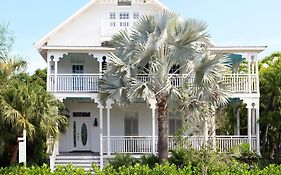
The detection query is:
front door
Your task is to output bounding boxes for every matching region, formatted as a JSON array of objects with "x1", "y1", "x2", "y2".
[
  {"x1": 72, "y1": 65, "x2": 84, "y2": 91},
  {"x1": 73, "y1": 112, "x2": 91, "y2": 151}
]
